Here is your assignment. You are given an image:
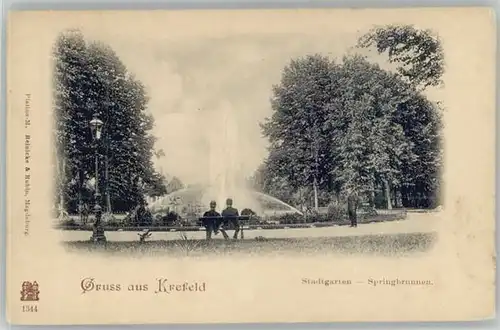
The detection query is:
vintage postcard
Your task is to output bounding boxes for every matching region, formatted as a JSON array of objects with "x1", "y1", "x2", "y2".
[{"x1": 5, "y1": 8, "x2": 496, "y2": 324}]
